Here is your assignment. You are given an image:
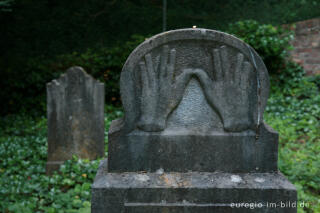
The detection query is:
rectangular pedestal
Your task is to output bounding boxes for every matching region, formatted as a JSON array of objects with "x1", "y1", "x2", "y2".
[
  {"x1": 108, "y1": 121, "x2": 278, "y2": 173},
  {"x1": 92, "y1": 160, "x2": 297, "y2": 213}
]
